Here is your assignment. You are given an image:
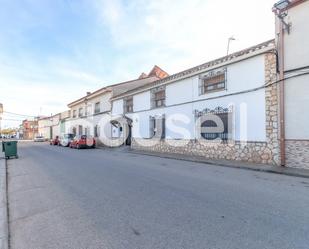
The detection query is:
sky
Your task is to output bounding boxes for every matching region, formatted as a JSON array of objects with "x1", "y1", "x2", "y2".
[{"x1": 0, "y1": 0, "x2": 276, "y2": 128}]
